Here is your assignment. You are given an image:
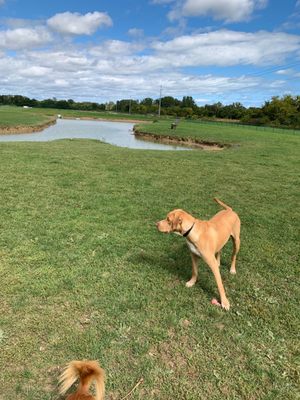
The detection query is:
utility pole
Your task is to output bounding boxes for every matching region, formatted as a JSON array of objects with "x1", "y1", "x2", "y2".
[{"x1": 158, "y1": 85, "x2": 162, "y2": 117}]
